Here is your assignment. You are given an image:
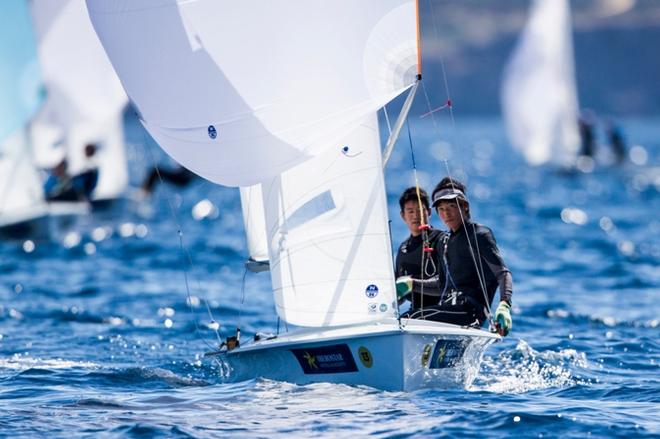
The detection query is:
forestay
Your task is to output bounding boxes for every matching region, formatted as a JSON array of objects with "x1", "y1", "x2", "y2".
[
  {"x1": 262, "y1": 114, "x2": 397, "y2": 327},
  {"x1": 86, "y1": 0, "x2": 419, "y2": 187},
  {"x1": 30, "y1": 0, "x2": 129, "y2": 200},
  {"x1": 501, "y1": 0, "x2": 580, "y2": 166}
]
